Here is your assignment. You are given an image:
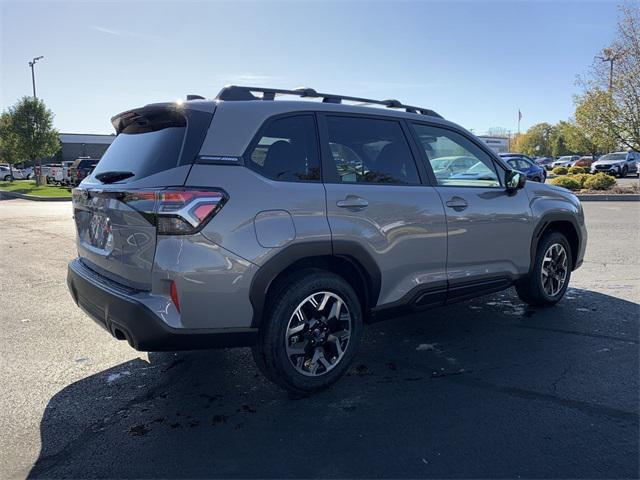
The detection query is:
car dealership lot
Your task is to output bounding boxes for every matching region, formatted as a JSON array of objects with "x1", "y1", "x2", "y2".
[{"x1": 0, "y1": 198, "x2": 638, "y2": 479}]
